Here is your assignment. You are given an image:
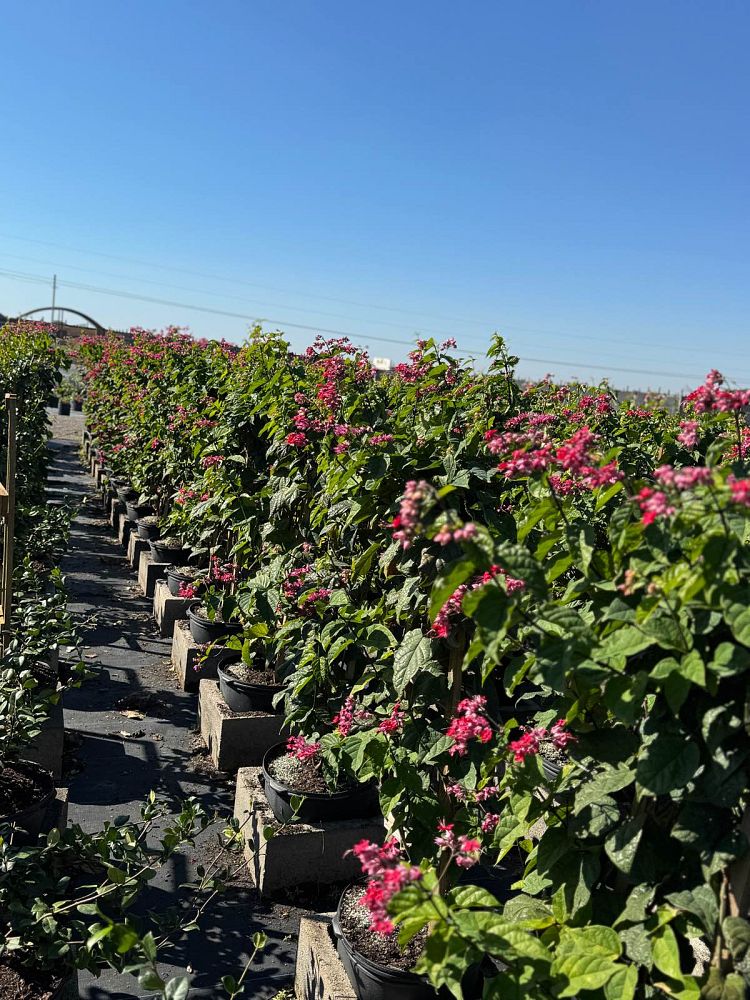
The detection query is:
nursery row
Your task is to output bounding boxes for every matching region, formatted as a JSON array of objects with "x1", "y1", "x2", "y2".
[
  {"x1": 0, "y1": 321, "x2": 230, "y2": 1000},
  {"x1": 81, "y1": 326, "x2": 750, "y2": 998}
]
